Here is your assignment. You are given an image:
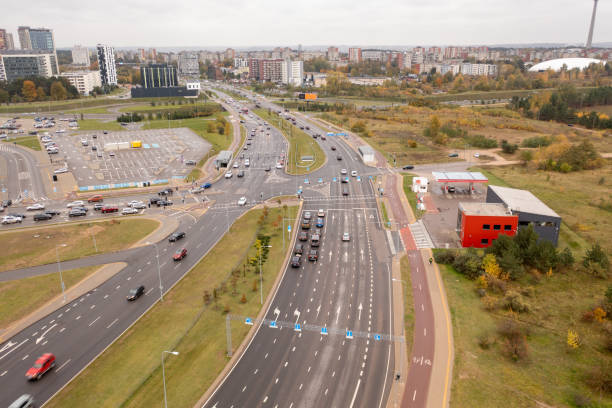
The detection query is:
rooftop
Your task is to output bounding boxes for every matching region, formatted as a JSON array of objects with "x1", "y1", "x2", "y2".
[
  {"x1": 528, "y1": 58, "x2": 603, "y2": 72},
  {"x1": 489, "y1": 185, "x2": 559, "y2": 218},
  {"x1": 432, "y1": 171, "x2": 488, "y2": 183},
  {"x1": 459, "y1": 202, "x2": 513, "y2": 217},
  {"x1": 358, "y1": 145, "x2": 375, "y2": 154}
]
